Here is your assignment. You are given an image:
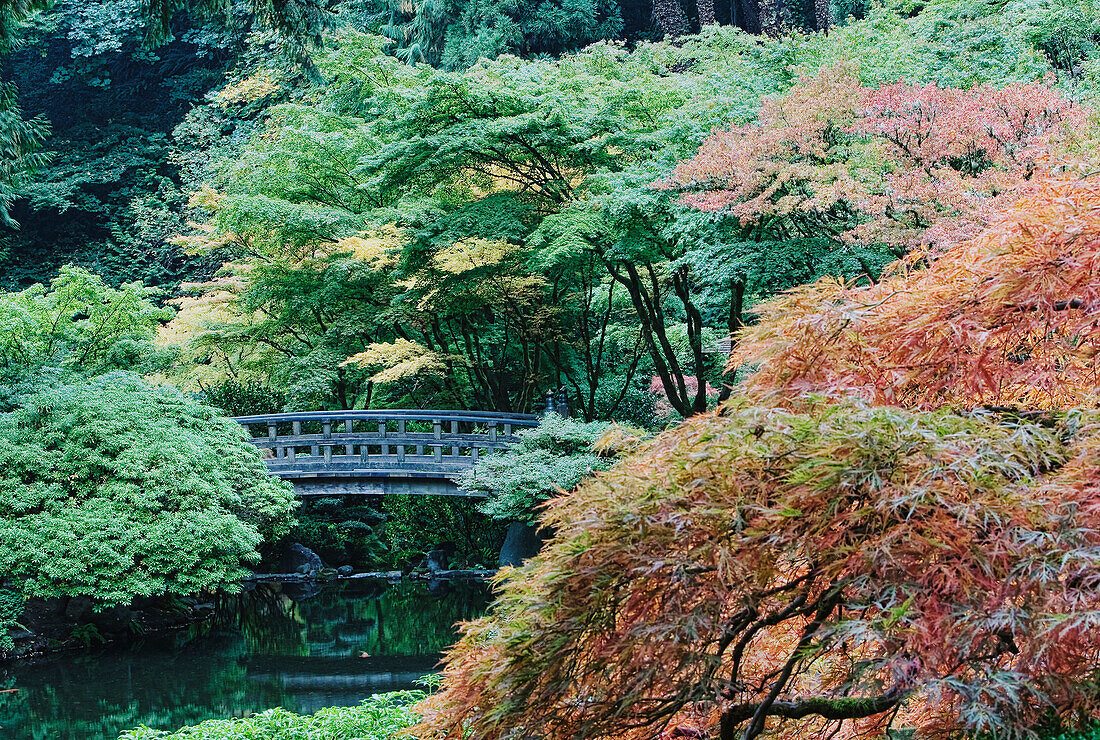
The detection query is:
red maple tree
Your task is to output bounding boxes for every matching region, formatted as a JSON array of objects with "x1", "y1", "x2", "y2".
[
  {"x1": 665, "y1": 65, "x2": 1090, "y2": 254},
  {"x1": 732, "y1": 177, "x2": 1100, "y2": 410}
]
